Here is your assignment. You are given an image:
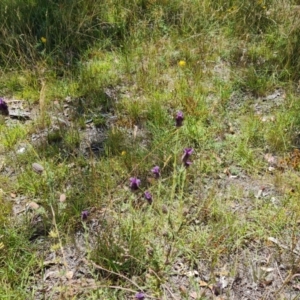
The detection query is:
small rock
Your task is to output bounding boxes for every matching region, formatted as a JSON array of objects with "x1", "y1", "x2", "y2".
[
  {"x1": 264, "y1": 273, "x2": 274, "y2": 285},
  {"x1": 265, "y1": 91, "x2": 280, "y2": 100},
  {"x1": 185, "y1": 270, "x2": 199, "y2": 277},
  {"x1": 219, "y1": 276, "x2": 229, "y2": 288},
  {"x1": 59, "y1": 193, "x2": 66, "y2": 202},
  {"x1": 162, "y1": 204, "x2": 168, "y2": 214},
  {"x1": 32, "y1": 163, "x2": 44, "y2": 174},
  {"x1": 17, "y1": 147, "x2": 26, "y2": 154},
  {"x1": 179, "y1": 285, "x2": 187, "y2": 294}
]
